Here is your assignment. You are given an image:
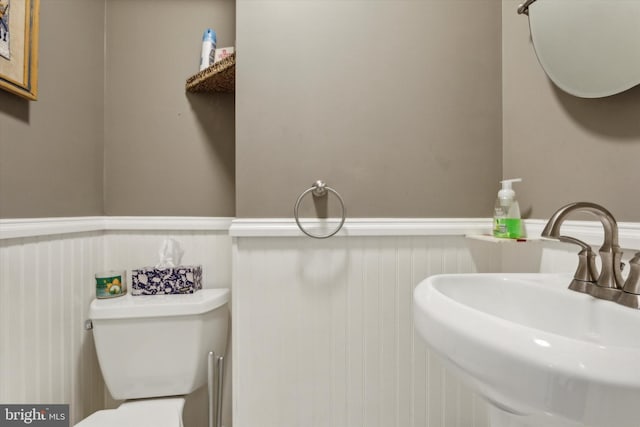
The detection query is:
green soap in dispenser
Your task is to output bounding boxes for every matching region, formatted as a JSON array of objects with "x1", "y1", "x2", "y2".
[{"x1": 493, "y1": 178, "x2": 523, "y2": 239}]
